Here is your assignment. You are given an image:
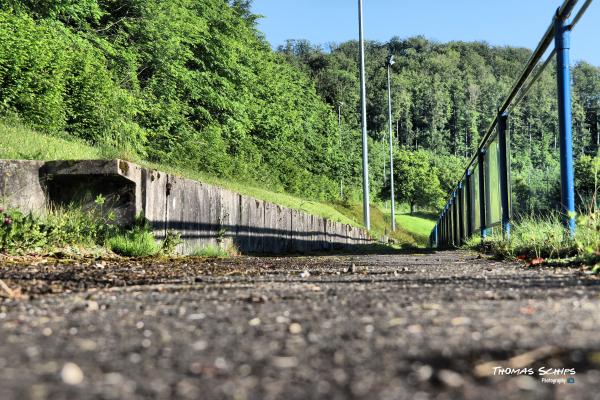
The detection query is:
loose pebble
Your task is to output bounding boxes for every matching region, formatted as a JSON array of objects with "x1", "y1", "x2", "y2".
[{"x1": 61, "y1": 363, "x2": 84, "y2": 386}]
